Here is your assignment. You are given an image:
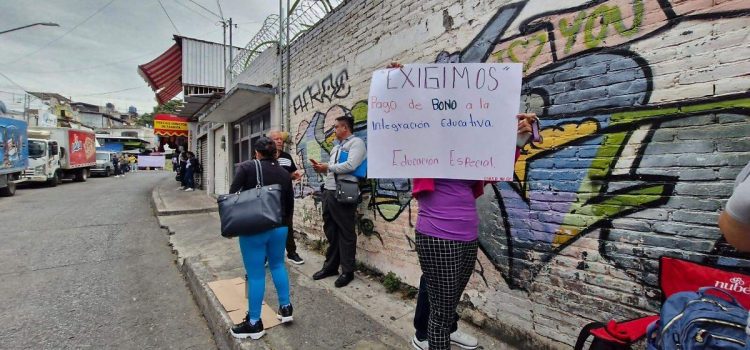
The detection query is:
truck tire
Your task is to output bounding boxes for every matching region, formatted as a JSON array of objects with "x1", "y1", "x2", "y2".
[
  {"x1": 47, "y1": 172, "x2": 60, "y2": 187},
  {"x1": 0, "y1": 181, "x2": 16, "y2": 197},
  {"x1": 75, "y1": 169, "x2": 88, "y2": 182},
  {"x1": 106, "y1": 167, "x2": 113, "y2": 177}
]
